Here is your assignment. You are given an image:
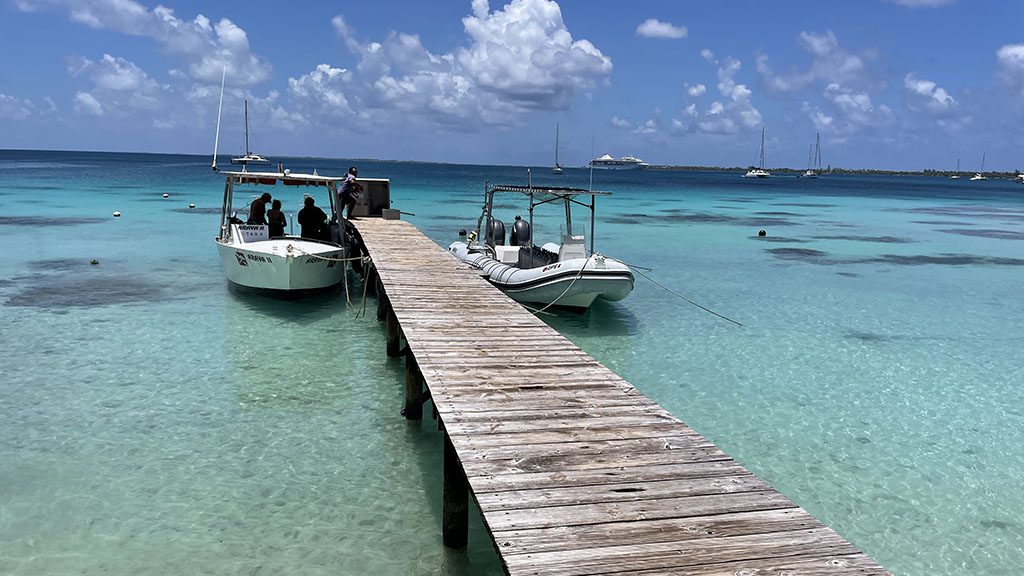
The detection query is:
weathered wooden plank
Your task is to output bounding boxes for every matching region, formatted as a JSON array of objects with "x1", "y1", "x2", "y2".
[
  {"x1": 483, "y1": 490, "x2": 798, "y2": 532},
  {"x1": 625, "y1": 553, "x2": 887, "y2": 576},
  {"x1": 500, "y1": 528, "x2": 863, "y2": 576},
  {"x1": 469, "y1": 459, "x2": 743, "y2": 493},
  {"x1": 475, "y1": 474, "x2": 767, "y2": 512},
  {"x1": 448, "y1": 423, "x2": 710, "y2": 449},
  {"x1": 458, "y1": 445, "x2": 731, "y2": 477},
  {"x1": 442, "y1": 413, "x2": 681, "y2": 436},
  {"x1": 490, "y1": 508, "x2": 820, "y2": 554}
]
